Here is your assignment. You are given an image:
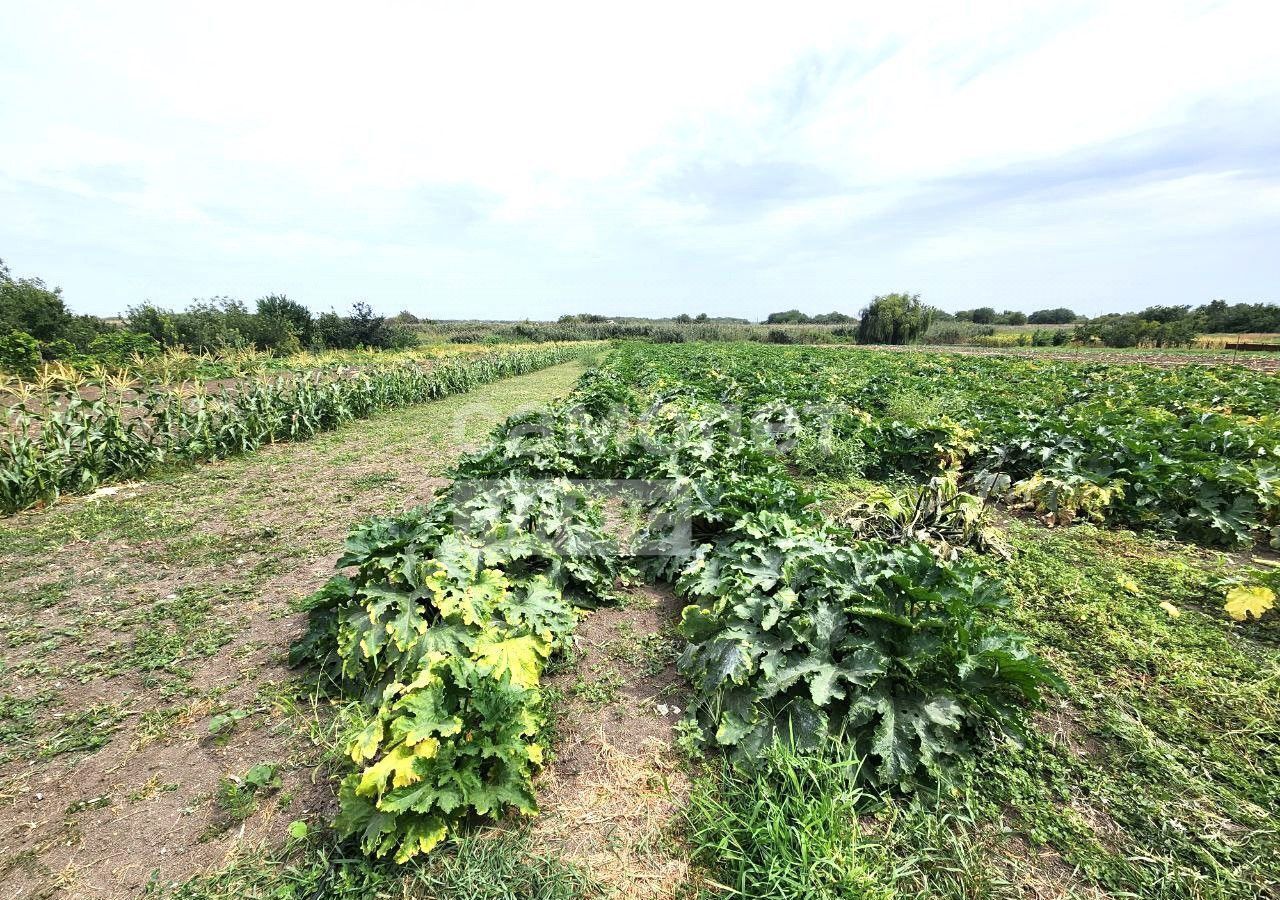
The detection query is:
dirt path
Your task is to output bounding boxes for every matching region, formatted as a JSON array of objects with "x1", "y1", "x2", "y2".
[
  {"x1": 0, "y1": 362, "x2": 587, "y2": 900},
  {"x1": 533, "y1": 585, "x2": 692, "y2": 899}
]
